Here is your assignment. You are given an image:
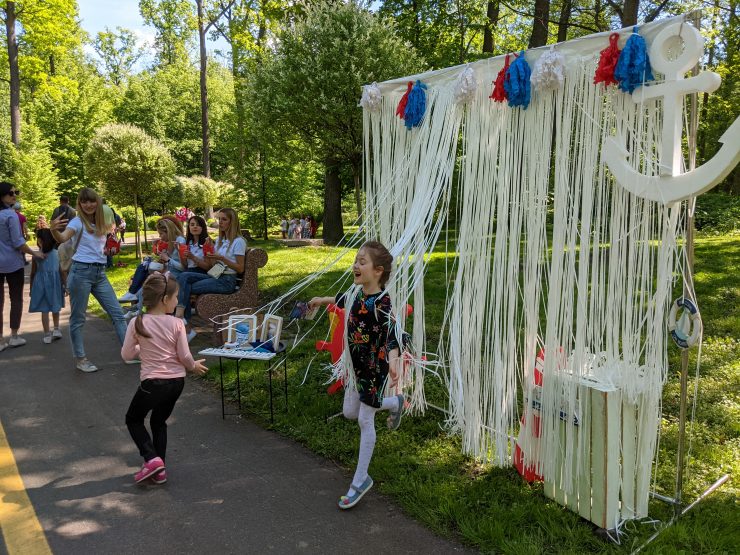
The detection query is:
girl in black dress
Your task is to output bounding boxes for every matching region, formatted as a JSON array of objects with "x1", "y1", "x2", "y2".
[{"x1": 310, "y1": 241, "x2": 404, "y2": 509}]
